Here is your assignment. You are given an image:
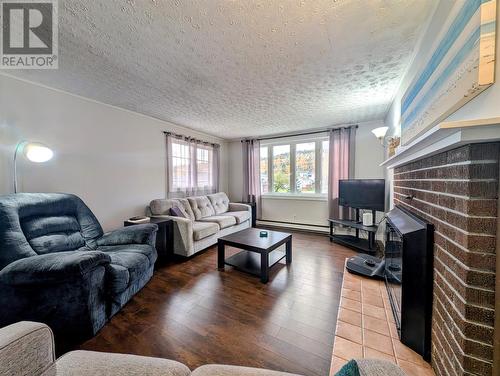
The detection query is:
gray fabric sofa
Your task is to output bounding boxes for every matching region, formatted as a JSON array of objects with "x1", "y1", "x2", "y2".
[
  {"x1": 0, "y1": 193, "x2": 158, "y2": 348},
  {"x1": 0, "y1": 322, "x2": 407, "y2": 376},
  {"x1": 148, "y1": 192, "x2": 251, "y2": 257}
]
